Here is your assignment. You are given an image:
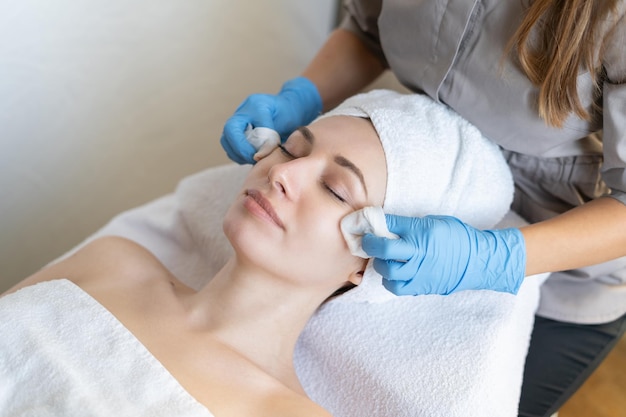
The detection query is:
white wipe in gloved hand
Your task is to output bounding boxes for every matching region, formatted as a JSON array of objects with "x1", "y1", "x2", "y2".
[
  {"x1": 245, "y1": 124, "x2": 280, "y2": 161},
  {"x1": 341, "y1": 206, "x2": 399, "y2": 258}
]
